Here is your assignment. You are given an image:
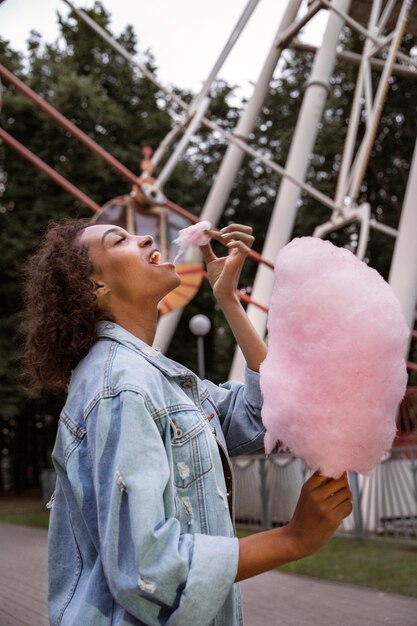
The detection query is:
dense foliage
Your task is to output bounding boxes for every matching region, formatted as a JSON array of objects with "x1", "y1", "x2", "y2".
[{"x1": 0, "y1": 3, "x2": 416, "y2": 490}]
